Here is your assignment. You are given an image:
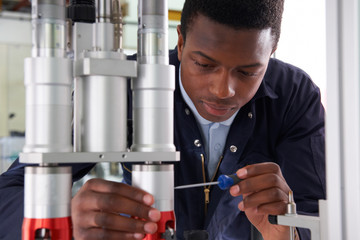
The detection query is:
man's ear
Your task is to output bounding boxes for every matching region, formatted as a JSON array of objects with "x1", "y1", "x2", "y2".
[
  {"x1": 177, "y1": 25, "x2": 184, "y2": 62},
  {"x1": 271, "y1": 46, "x2": 277, "y2": 57}
]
